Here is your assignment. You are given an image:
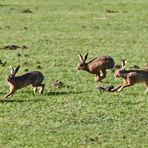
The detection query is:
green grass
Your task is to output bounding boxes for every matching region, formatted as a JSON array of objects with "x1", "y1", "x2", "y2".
[{"x1": 0, "y1": 0, "x2": 148, "y2": 147}]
